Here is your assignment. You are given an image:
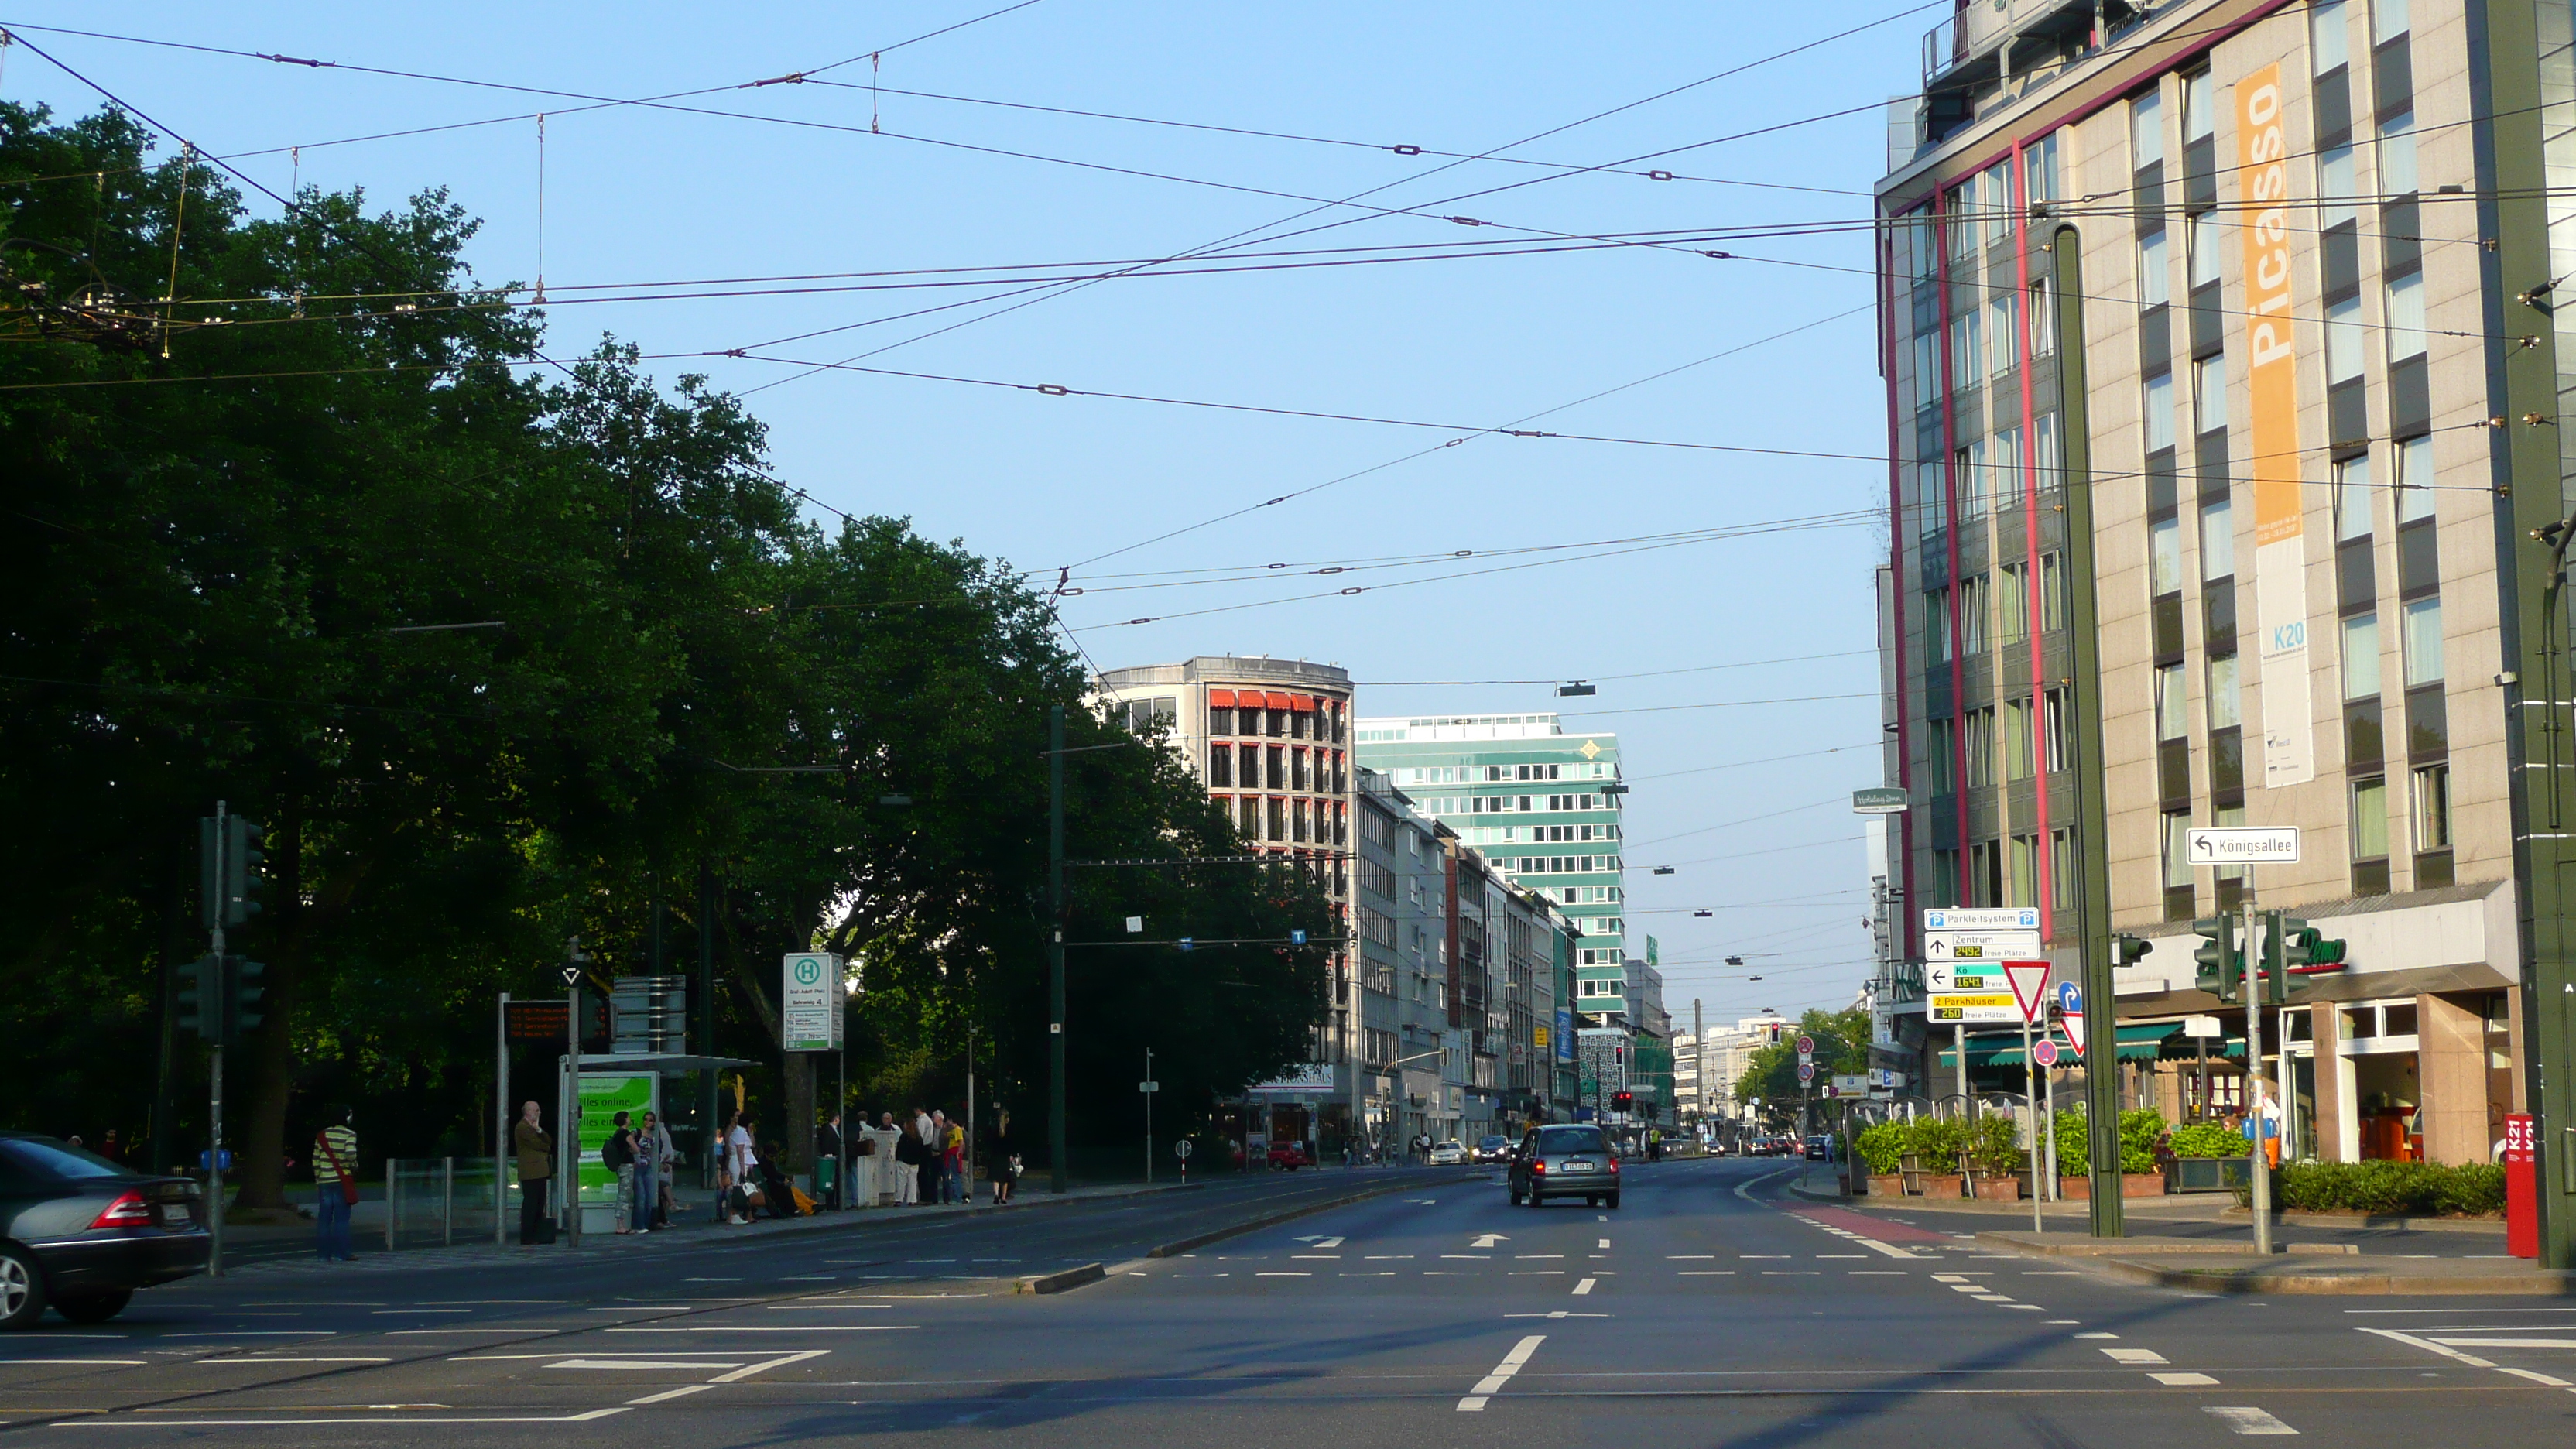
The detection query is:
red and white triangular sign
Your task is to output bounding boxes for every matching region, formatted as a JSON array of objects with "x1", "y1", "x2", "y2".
[
  {"x1": 2060, "y1": 1012, "x2": 2088, "y2": 1057},
  {"x1": 2002, "y1": 960, "x2": 2052, "y2": 1024}
]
